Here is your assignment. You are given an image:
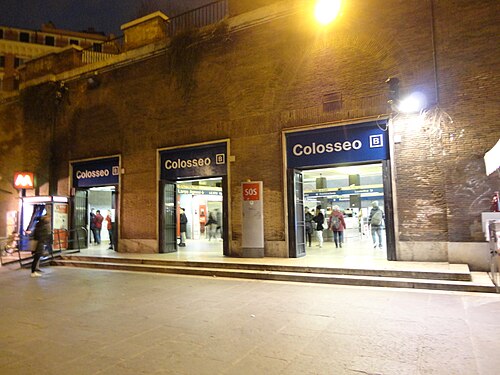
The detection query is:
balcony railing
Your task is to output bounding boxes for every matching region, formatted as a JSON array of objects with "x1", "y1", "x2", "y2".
[{"x1": 81, "y1": 35, "x2": 124, "y2": 64}]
